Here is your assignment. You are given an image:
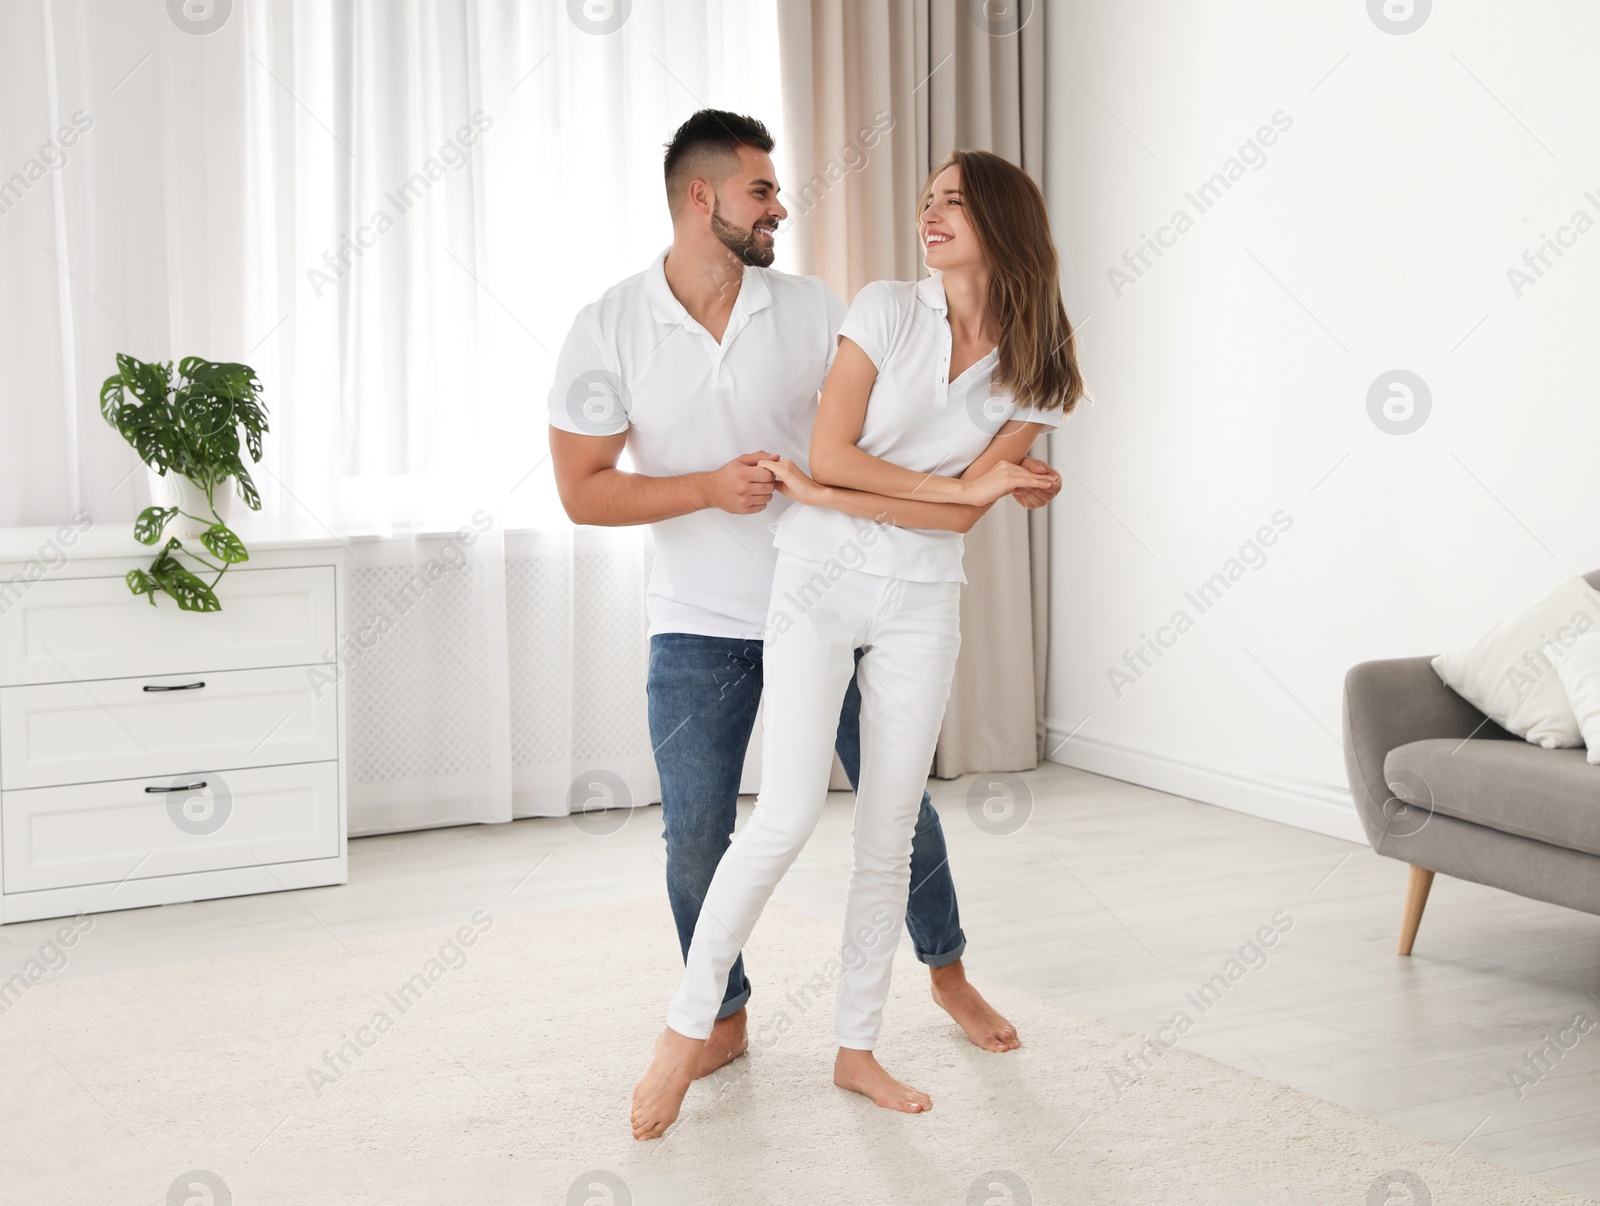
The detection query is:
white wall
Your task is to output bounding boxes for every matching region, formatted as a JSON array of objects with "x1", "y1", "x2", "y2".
[{"x1": 1041, "y1": 0, "x2": 1600, "y2": 840}]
